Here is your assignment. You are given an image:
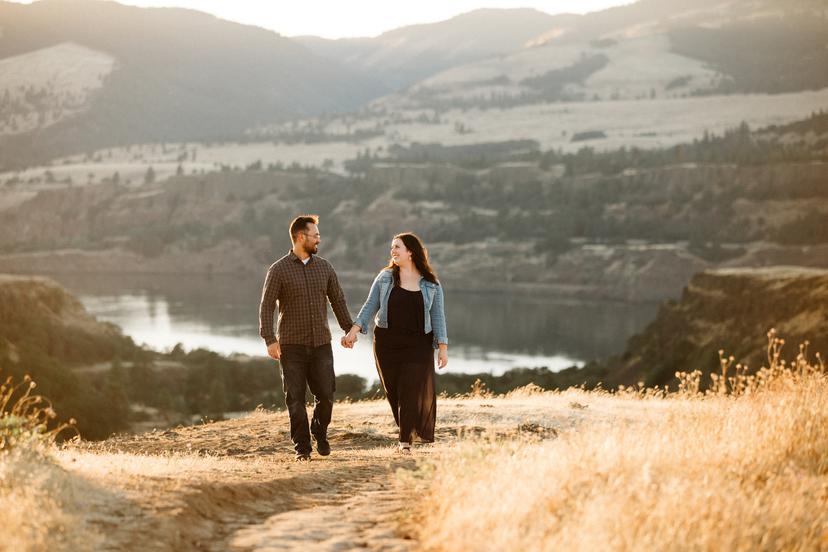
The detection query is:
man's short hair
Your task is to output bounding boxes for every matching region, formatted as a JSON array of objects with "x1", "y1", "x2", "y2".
[{"x1": 289, "y1": 215, "x2": 319, "y2": 243}]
